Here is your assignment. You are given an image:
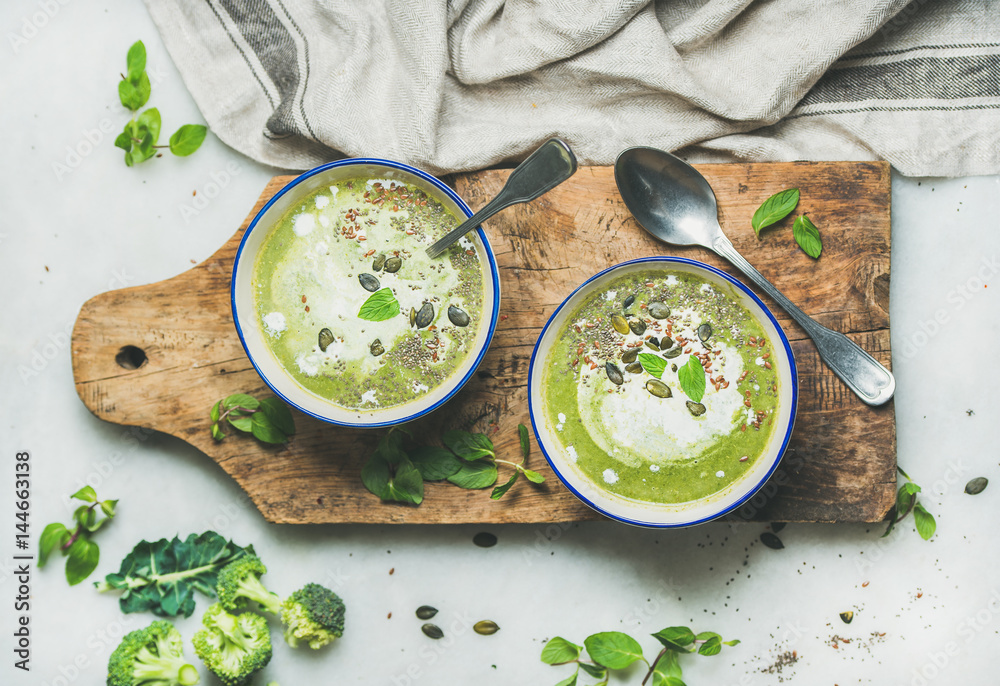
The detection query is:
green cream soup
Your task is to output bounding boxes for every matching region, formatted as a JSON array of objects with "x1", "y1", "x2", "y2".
[
  {"x1": 542, "y1": 269, "x2": 781, "y2": 505},
  {"x1": 253, "y1": 177, "x2": 485, "y2": 411}
]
